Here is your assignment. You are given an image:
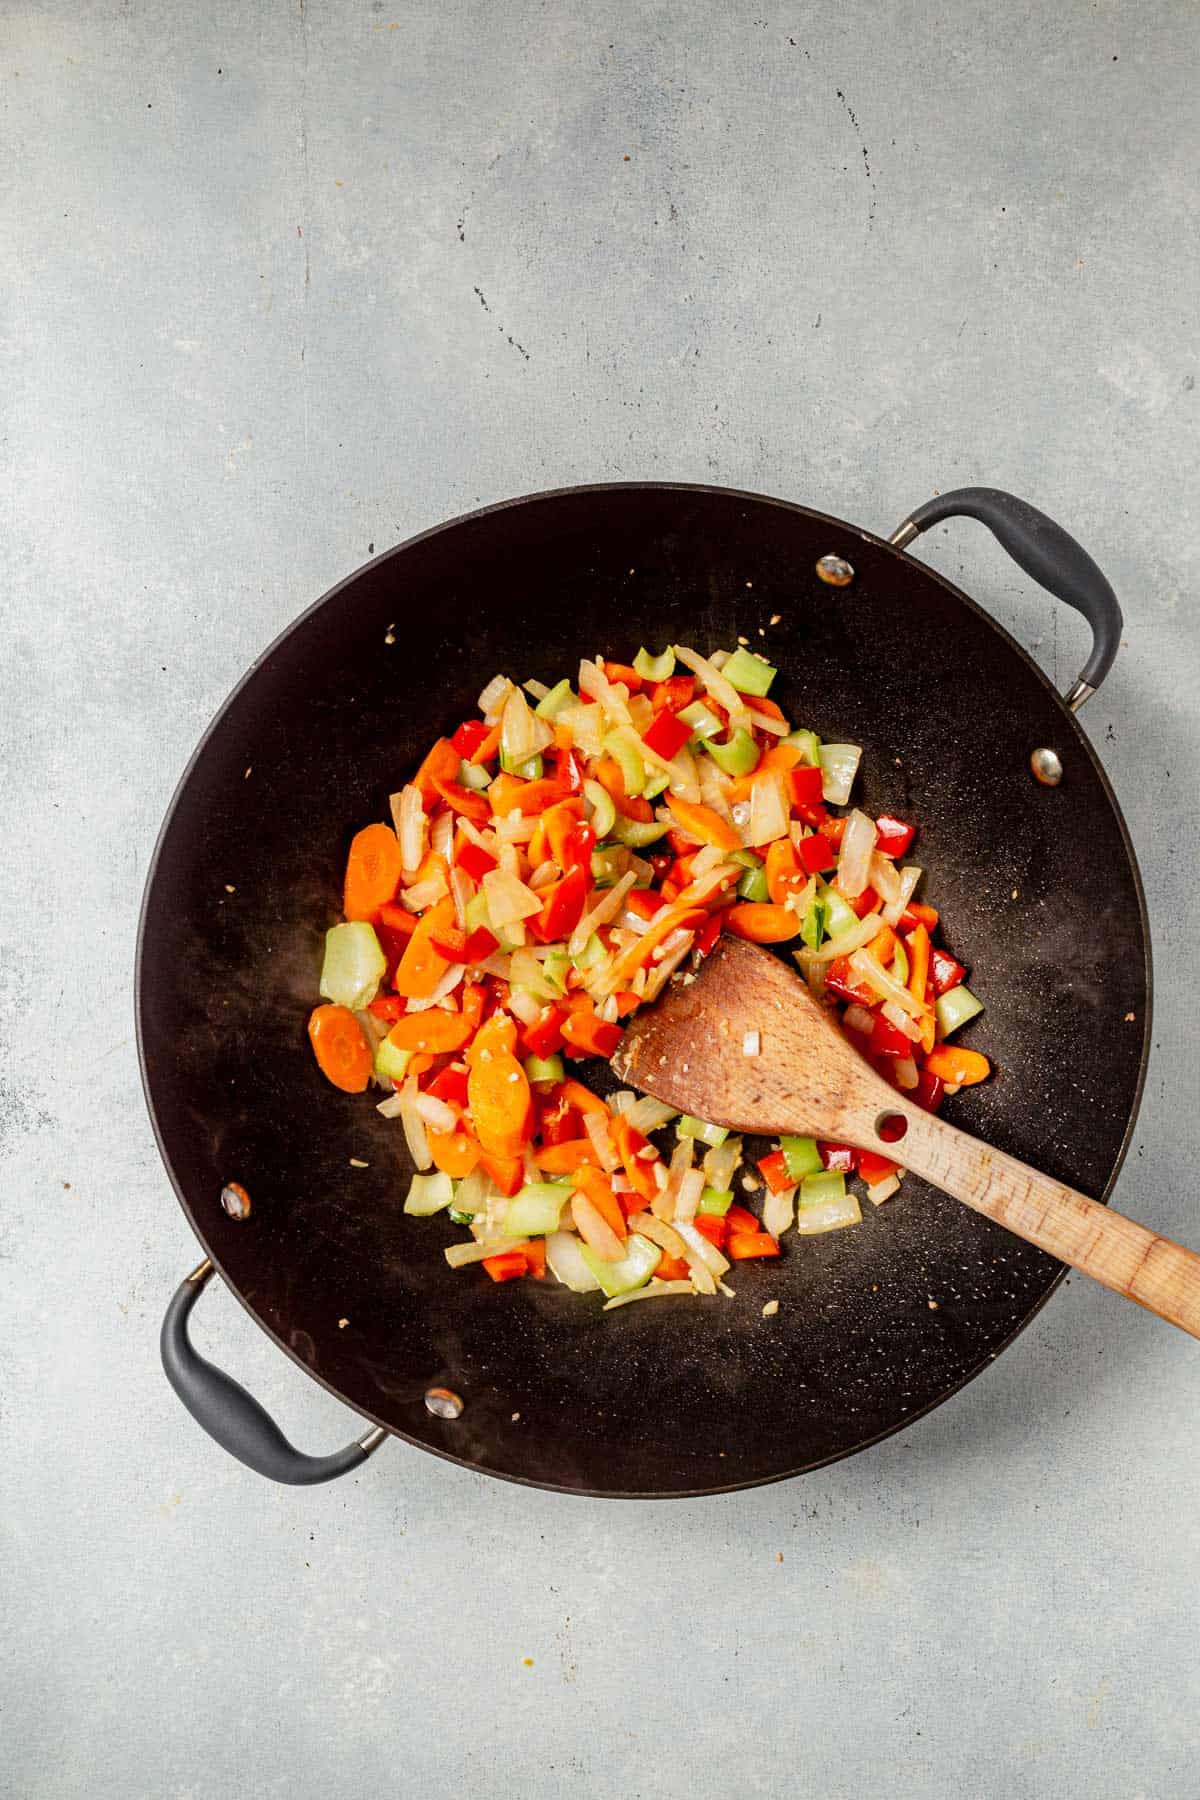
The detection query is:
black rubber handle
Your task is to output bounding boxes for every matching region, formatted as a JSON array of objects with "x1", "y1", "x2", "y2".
[
  {"x1": 894, "y1": 487, "x2": 1122, "y2": 698},
  {"x1": 161, "y1": 1265, "x2": 385, "y2": 1485}
]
